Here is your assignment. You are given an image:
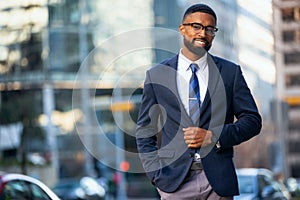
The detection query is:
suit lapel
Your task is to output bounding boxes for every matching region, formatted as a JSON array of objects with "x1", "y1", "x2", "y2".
[
  {"x1": 200, "y1": 54, "x2": 223, "y2": 122},
  {"x1": 165, "y1": 55, "x2": 194, "y2": 126},
  {"x1": 165, "y1": 54, "x2": 223, "y2": 127}
]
